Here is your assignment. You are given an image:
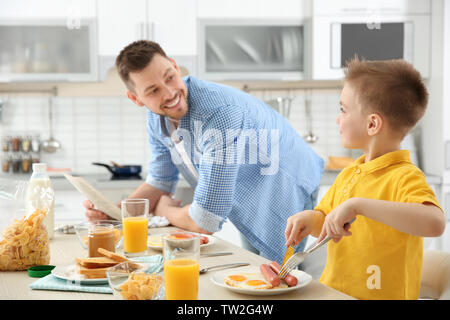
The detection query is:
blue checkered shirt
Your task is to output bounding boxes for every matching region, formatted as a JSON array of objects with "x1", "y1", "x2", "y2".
[{"x1": 146, "y1": 76, "x2": 324, "y2": 263}]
